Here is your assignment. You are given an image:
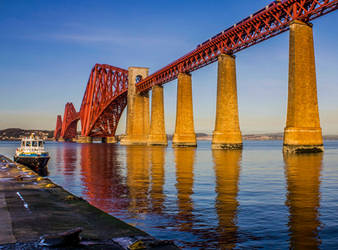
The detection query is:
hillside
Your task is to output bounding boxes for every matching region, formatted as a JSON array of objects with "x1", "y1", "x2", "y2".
[
  {"x1": 0, "y1": 128, "x2": 54, "y2": 141},
  {"x1": 1, "y1": 128, "x2": 338, "y2": 141}
]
